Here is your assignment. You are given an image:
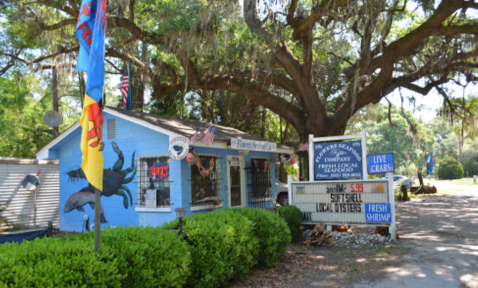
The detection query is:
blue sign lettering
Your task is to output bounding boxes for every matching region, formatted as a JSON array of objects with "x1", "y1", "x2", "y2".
[
  {"x1": 314, "y1": 140, "x2": 363, "y2": 180},
  {"x1": 364, "y1": 203, "x2": 391, "y2": 223},
  {"x1": 367, "y1": 153, "x2": 394, "y2": 174}
]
